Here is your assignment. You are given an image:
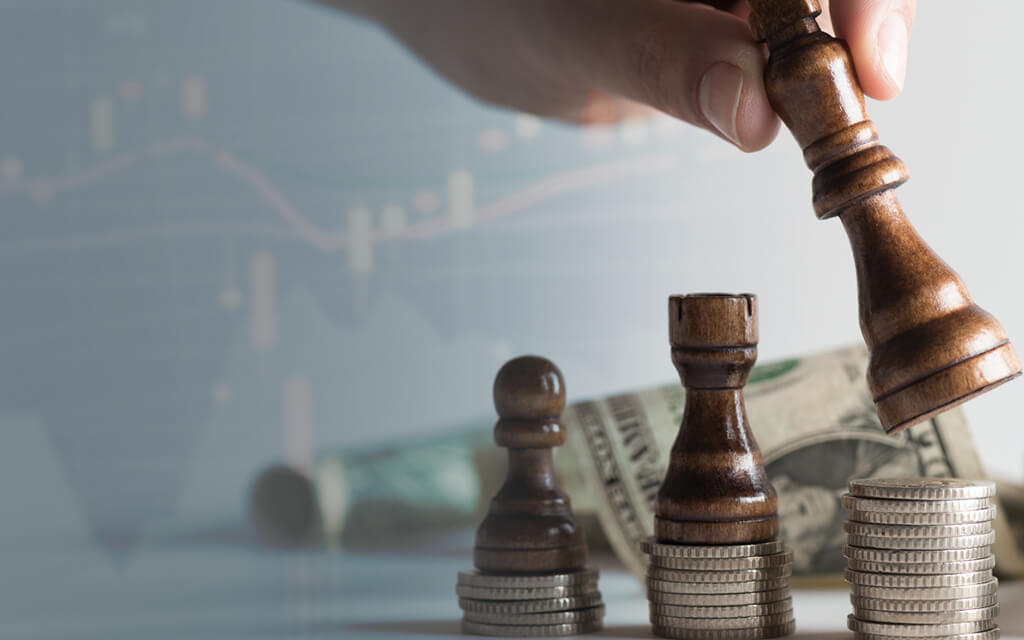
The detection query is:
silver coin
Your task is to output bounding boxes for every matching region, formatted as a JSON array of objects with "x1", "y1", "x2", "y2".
[
  {"x1": 842, "y1": 495, "x2": 991, "y2": 513},
  {"x1": 648, "y1": 565, "x2": 792, "y2": 583},
  {"x1": 647, "y1": 588, "x2": 791, "y2": 607},
  {"x1": 851, "y1": 629, "x2": 1000, "y2": 640},
  {"x1": 852, "y1": 593, "x2": 998, "y2": 613},
  {"x1": 651, "y1": 598, "x2": 793, "y2": 619},
  {"x1": 854, "y1": 605, "x2": 999, "y2": 624},
  {"x1": 843, "y1": 544, "x2": 993, "y2": 563},
  {"x1": 844, "y1": 521, "x2": 992, "y2": 538},
  {"x1": 846, "y1": 555, "x2": 995, "y2": 575},
  {"x1": 650, "y1": 551, "x2": 793, "y2": 571},
  {"x1": 458, "y1": 593, "x2": 604, "y2": 615},
  {"x1": 847, "y1": 506, "x2": 997, "y2": 526},
  {"x1": 650, "y1": 612, "x2": 793, "y2": 630},
  {"x1": 847, "y1": 614, "x2": 996, "y2": 636},
  {"x1": 850, "y1": 578, "x2": 998, "y2": 600},
  {"x1": 463, "y1": 605, "x2": 605, "y2": 626},
  {"x1": 646, "y1": 577, "x2": 789, "y2": 595},
  {"x1": 461, "y1": 619, "x2": 602, "y2": 637},
  {"x1": 455, "y1": 583, "x2": 598, "y2": 601},
  {"x1": 849, "y1": 478, "x2": 996, "y2": 501},
  {"x1": 641, "y1": 538, "x2": 785, "y2": 559},
  {"x1": 844, "y1": 568, "x2": 992, "y2": 588},
  {"x1": 652, "y1": 621, "x2": 796, "y2": 639},
  {"x1": 457, "y1": 568, "x2": 599, "y2": 589},
  {"x1": 846, "y1": 531, "x2": 995, "y2": 550}
]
